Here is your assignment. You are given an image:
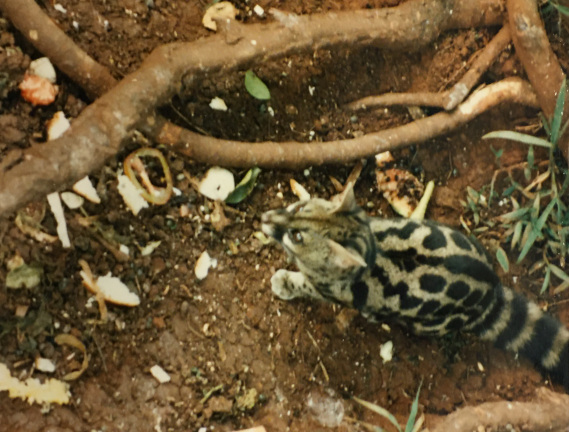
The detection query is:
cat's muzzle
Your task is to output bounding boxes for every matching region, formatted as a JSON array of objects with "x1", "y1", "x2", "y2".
[{"x1": 261, "y1": 209, "x2": 290, "y2": 242}]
